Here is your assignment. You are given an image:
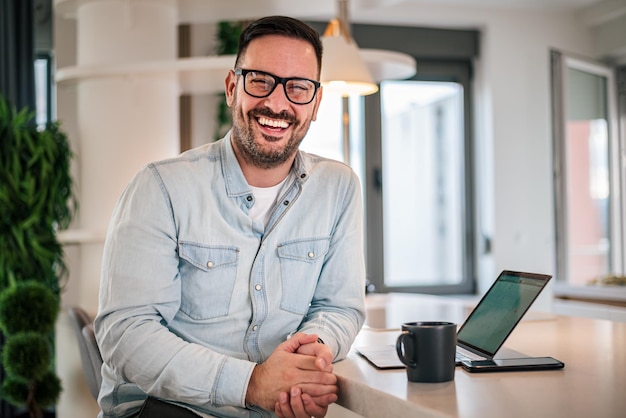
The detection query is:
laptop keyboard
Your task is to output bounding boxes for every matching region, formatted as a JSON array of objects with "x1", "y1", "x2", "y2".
[
  {"x1": 455, "y1": 347, "x2": 485, "y2": 363},
  {"x1": 456, "y1": 352, "x2": 472, "y2": 363}
]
